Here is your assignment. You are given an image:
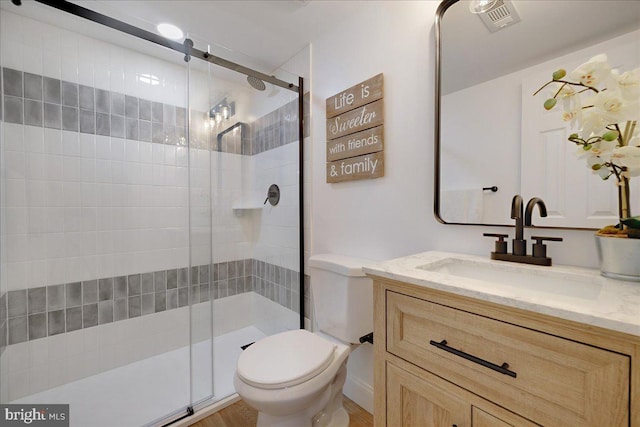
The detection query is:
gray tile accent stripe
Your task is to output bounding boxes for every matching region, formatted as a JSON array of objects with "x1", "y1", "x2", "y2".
[
  {"x1": 0, "y1": 292, "x2": 7, "y2": 356},
  {"x1": 2, "y1": 67, "x2": 306, "y2": 155},
  {"x1": 2, "y1": 259, "x2": 299, "y2": 346},
  {"x1": 251, "y1": 259, "x2": 301, "y2": 313},
  {"x1": 2, "y1": 67, "x2": 189, "y2": 147},
  {"x1": 248, "y1": 98, "x2": 300, "y2": 155}
]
